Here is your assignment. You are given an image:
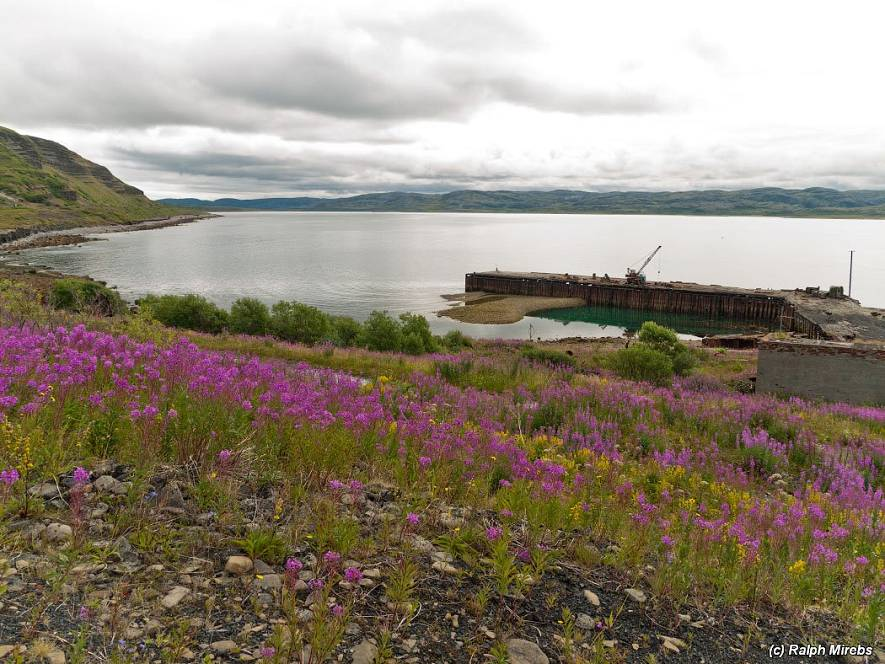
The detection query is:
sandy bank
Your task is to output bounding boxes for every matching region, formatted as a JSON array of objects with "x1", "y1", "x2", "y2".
[{"x1": 437, "y1": 291, "x2": 584, "y2": 324}]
